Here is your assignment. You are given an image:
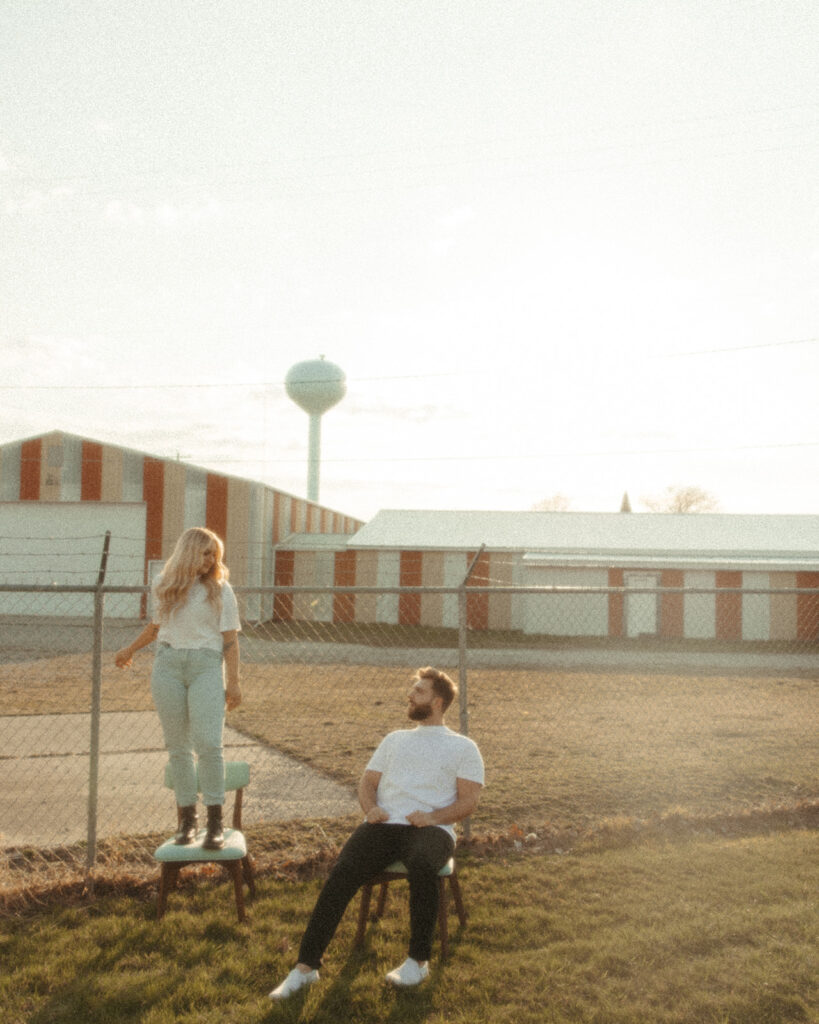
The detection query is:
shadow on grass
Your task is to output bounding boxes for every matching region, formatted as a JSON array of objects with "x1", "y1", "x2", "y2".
[
  {"x1": 260, "y1": 916, "x2": 468, "y2": 1022},
  {"x1": 308, "y1": 954, "x2": 444, "y2": 1024},
  {"x1": 25, "y1": 920, "x2": 178, "y2": 1024}
]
